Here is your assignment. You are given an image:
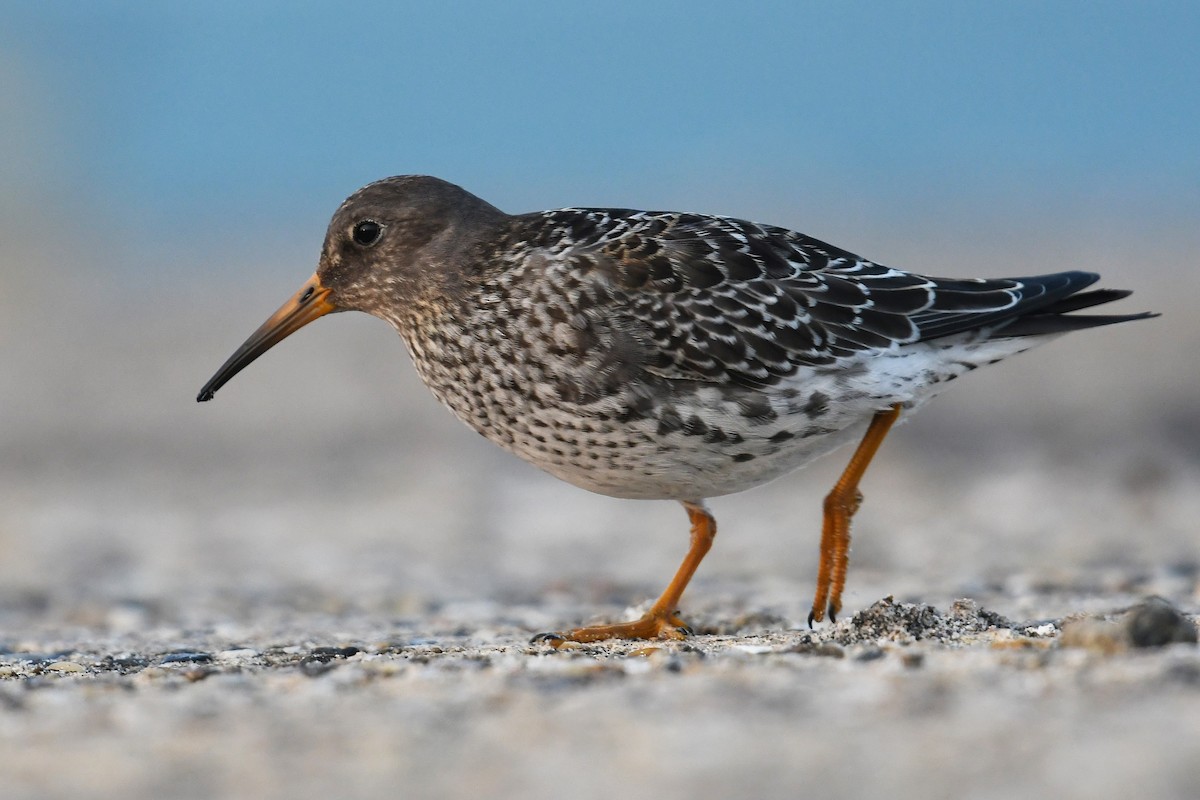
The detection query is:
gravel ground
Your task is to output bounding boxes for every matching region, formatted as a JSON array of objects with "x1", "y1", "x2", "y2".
[
  {"x1": 2, "y1": 588, "x2": 1199, "y2": 800},
  {"x1": 2, "y1": 233, "x2": 1198, "y2": 799}
]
